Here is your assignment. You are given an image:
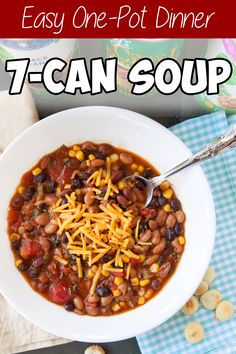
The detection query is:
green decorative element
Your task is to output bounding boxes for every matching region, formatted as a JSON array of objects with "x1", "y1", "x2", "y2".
[
  {"x1": 0, "y1": 46, "x2": 13, "y2": 61},
  {"x1": 216, "y1": 52, "x2": 236, "y2": 85}
]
